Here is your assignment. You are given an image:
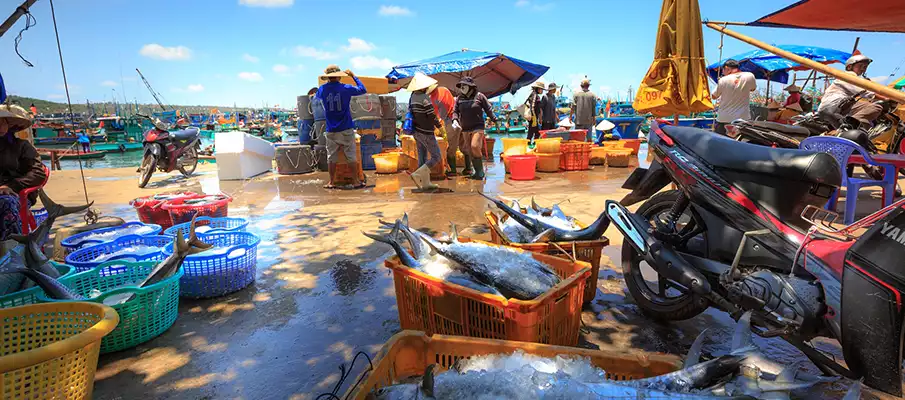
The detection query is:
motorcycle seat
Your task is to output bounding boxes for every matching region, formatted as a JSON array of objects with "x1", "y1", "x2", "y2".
[
  {"x1": 662, "y1": 125, "x2": 842, "y2": 186},
  {"x1": 171, "y1": 128, "x2": 199, "y2": 141},
  {"x1": 746, "y1": 120, "x2": 812, "y2": 137}
]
